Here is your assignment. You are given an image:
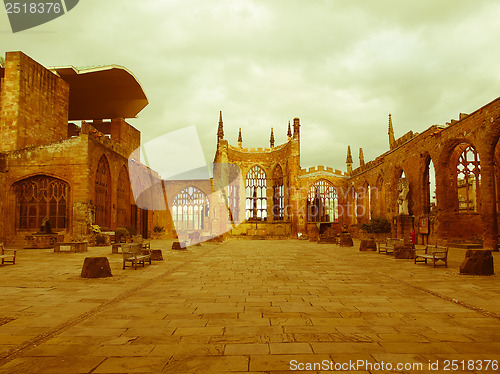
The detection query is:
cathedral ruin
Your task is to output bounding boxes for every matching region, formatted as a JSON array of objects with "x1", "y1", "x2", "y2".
[{"x1": 1, "y1": 52, "x2": 499, "y2": 251}]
